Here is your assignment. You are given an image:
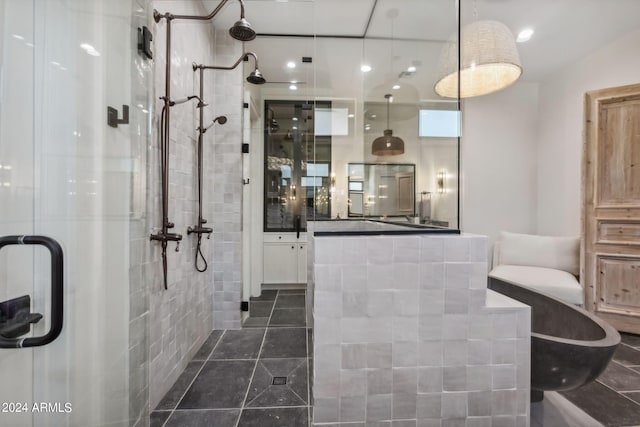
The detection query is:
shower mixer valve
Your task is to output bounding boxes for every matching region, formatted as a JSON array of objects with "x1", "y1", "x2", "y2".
[
  {"x1": 150, "y1": 231, "x2": 183, "y2": 251},
  {"x1": 187, "y1": 225, "x2": 213, "y2": 238}
]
